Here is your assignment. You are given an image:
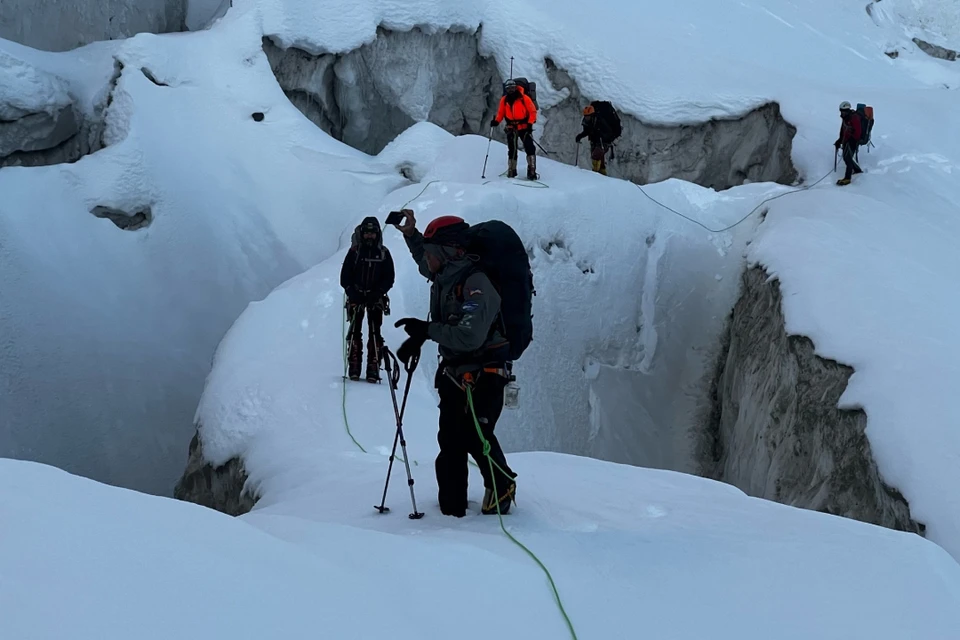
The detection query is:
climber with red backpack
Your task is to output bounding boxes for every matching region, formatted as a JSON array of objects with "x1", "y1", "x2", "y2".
[
  {"x1": 491, "y1": 78, "x2": 539, "y2": 180},
  {"x1": 834, "y1": 101, "x2": 874, "y2": 186},
  {"x1": 341, "y1": 217, "x2": 395, "y2": 382},
  {"x1": 390, "y1": 209, "x2": 534, "y2": 517}
]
